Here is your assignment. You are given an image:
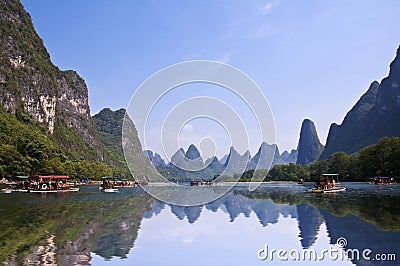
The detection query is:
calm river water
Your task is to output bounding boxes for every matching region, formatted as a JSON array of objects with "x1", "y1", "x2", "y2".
[{"x1": 1, "y1": 182, "x2": 399, "y2": 265}]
